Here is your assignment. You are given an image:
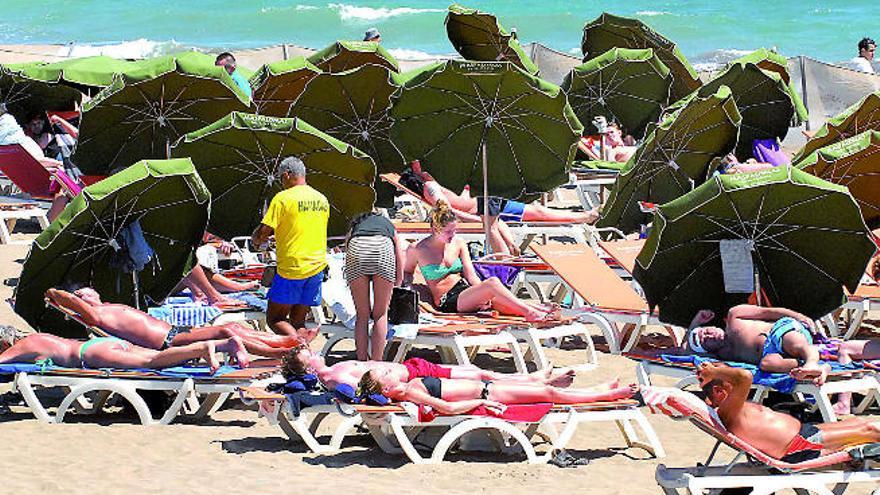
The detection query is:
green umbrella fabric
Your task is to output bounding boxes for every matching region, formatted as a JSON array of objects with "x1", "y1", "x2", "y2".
[
  {"x1": 0, "y1": 66, "x2": 82, "y2": 125},
  {"x1": 562, "y1": 47, "x2": 672, "y2": 139},
  {"x1": 792, "y1": 91, "x2": 880, "y2": 165},
  {"x1": 581, "y1": 12, "x2": 701, "y2": 102},
  {"x1": 72, "y1": 52, "x2": 251, "y2": 175},
  {"x1": 172, "y1": 112, "x2": 376, "y2": 239},
  {"x1": 390, "y1": 60, "x2": 582, "y2": 201},
  {"x1": 6, "y1": 56, "x2": 144, "y2": 96},
  {"x1": 796, "y1": 130, "x2": 880, "y2": 228},
  {"x1": 287, "y1": 64, "x2": 404, "y2": 206},
  {"x1": 445, "y1": 4, "x2": 539, "y2": 75},
  {"x1": 14, "y1": 158, "x2": 210, "y2": 337},
  {"x1": 669, "y1": 61, "x2": 802, "y2": 161},
  {"x1": 633, "y1": 166, "x2": 876, "y2": 327},
  {"x1": 307, "y1": 40, "x2": 399, "y2": 73},
  {"x1": 249, "y1": 57, "x2": 321, "y2": 117},
  {"x1": 728, "y1": 48, "x2": 808, "y2": 123},
  {"x1": 597, "y1": 85, "x2": 741, "y2": 234}
]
